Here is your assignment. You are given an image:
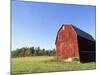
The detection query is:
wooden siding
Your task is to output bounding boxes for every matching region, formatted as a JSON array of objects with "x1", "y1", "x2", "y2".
[{"x1": 55, "y1": 25, "x2": 79, "y2": 60}]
